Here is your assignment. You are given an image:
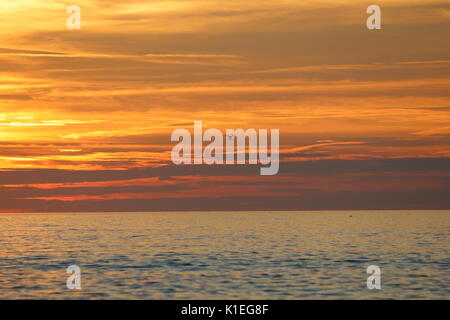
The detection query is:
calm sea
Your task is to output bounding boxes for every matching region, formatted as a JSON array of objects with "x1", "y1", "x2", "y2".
[{"x1": 0, "y1": 211, "x2": 448, "y2": 299}]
